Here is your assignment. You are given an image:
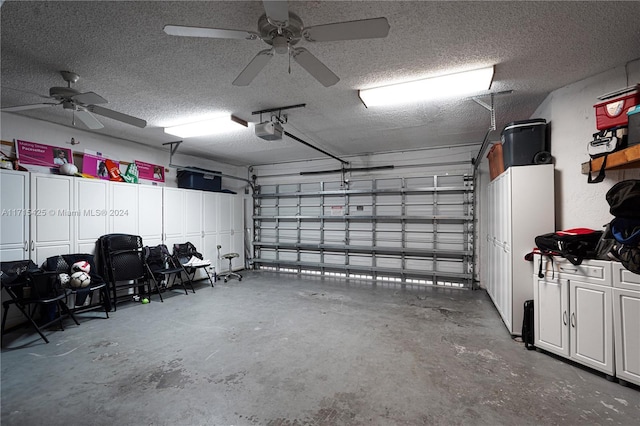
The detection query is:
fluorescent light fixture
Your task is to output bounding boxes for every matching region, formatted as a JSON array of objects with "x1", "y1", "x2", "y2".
[
  {"x1": 164, "y1": 114, "x2": 248, "y2": 138},
  {"x1": 358, "y1": 66, "x2": 495, "y2": 107}
]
